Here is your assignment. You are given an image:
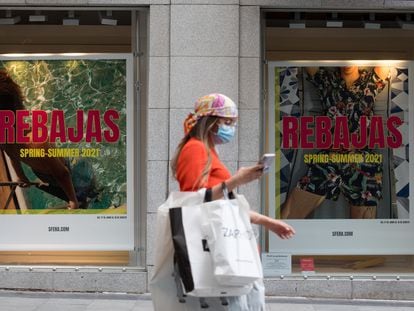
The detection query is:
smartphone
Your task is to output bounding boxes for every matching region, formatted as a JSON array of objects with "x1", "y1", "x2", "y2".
[{"x1": 259, "y1": 153, "x2": 275, "y2": 173}]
